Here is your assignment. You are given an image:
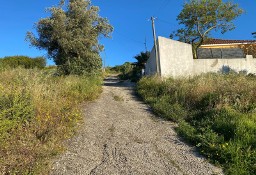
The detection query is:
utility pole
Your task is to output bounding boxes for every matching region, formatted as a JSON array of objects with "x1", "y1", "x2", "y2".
[{"x1": 151, "y1": 16, "x2": 160, "y2": 75}]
